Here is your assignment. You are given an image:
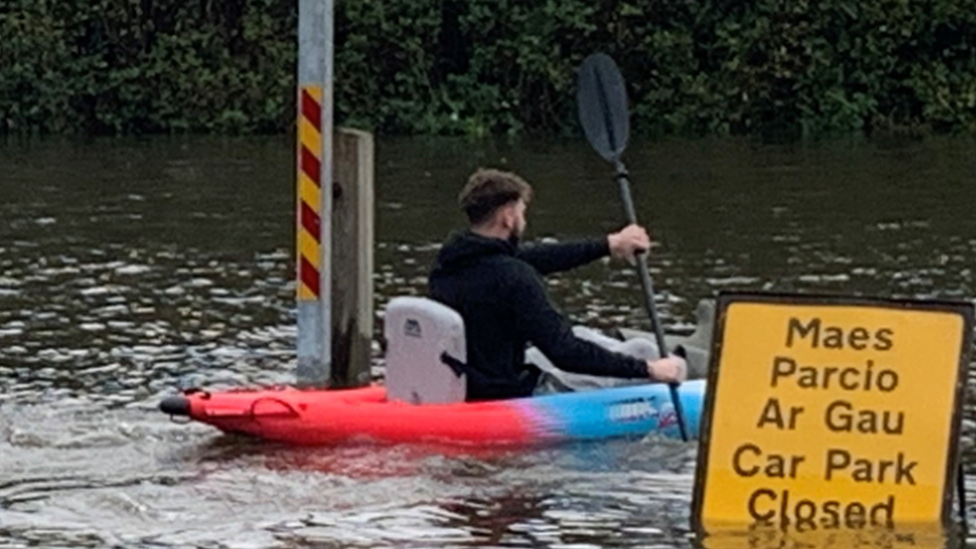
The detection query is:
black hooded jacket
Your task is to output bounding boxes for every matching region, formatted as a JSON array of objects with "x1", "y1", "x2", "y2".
[{"x1": 428, "y1": 230, "x2": 649, "y2": 401}]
